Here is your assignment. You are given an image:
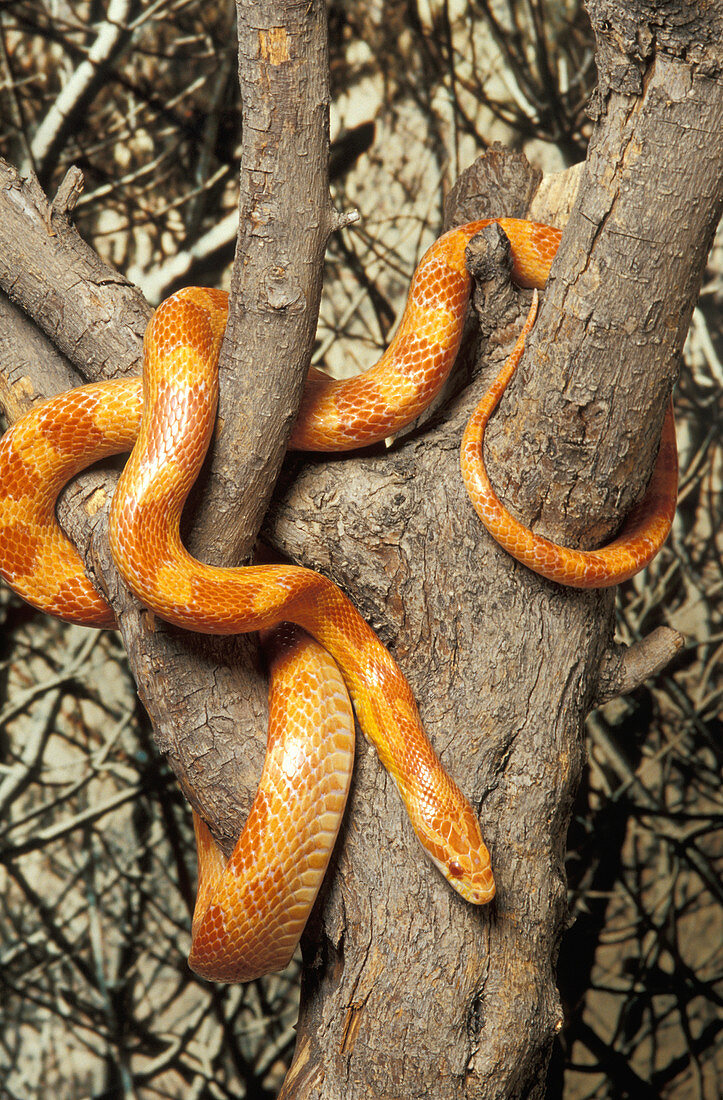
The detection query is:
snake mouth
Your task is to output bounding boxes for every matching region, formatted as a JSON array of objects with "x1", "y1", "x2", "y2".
[
  {"x1": 455, "y1": 872, "x2": 496, "y2": 906},
  {"x1": 425, "y1": 849, "x2": 496, "y2": 906}
]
